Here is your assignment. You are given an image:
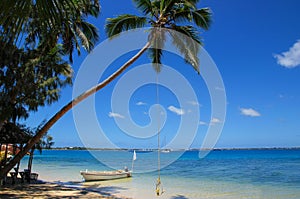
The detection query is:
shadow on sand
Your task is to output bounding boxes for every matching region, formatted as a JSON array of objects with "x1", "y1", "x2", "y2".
[
  {"x1": 0, "y1": 180, "x2": 130, "y2": 199},
  {"x1": 171, "y1": 195, "x2": 189, "y2": 199}
]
